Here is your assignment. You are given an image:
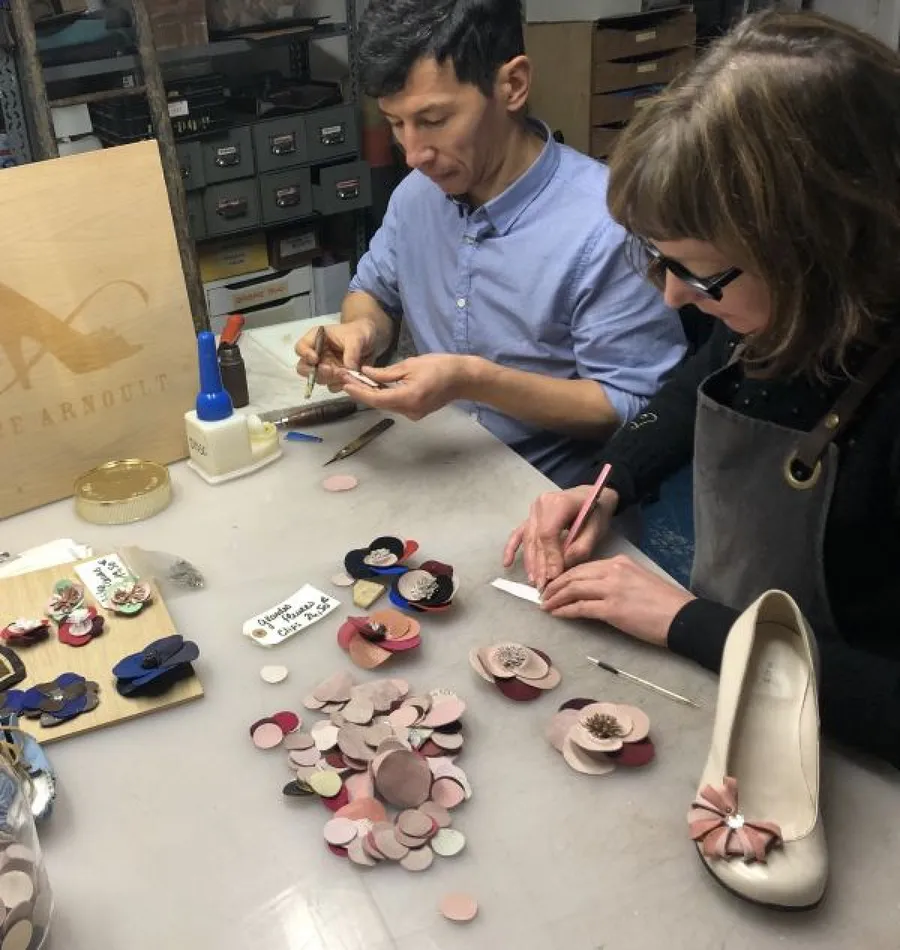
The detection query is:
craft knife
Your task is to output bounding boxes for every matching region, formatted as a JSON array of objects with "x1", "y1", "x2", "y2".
[{"x1": 324, "y1": 418, "x2": 395, "y2": 466}]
